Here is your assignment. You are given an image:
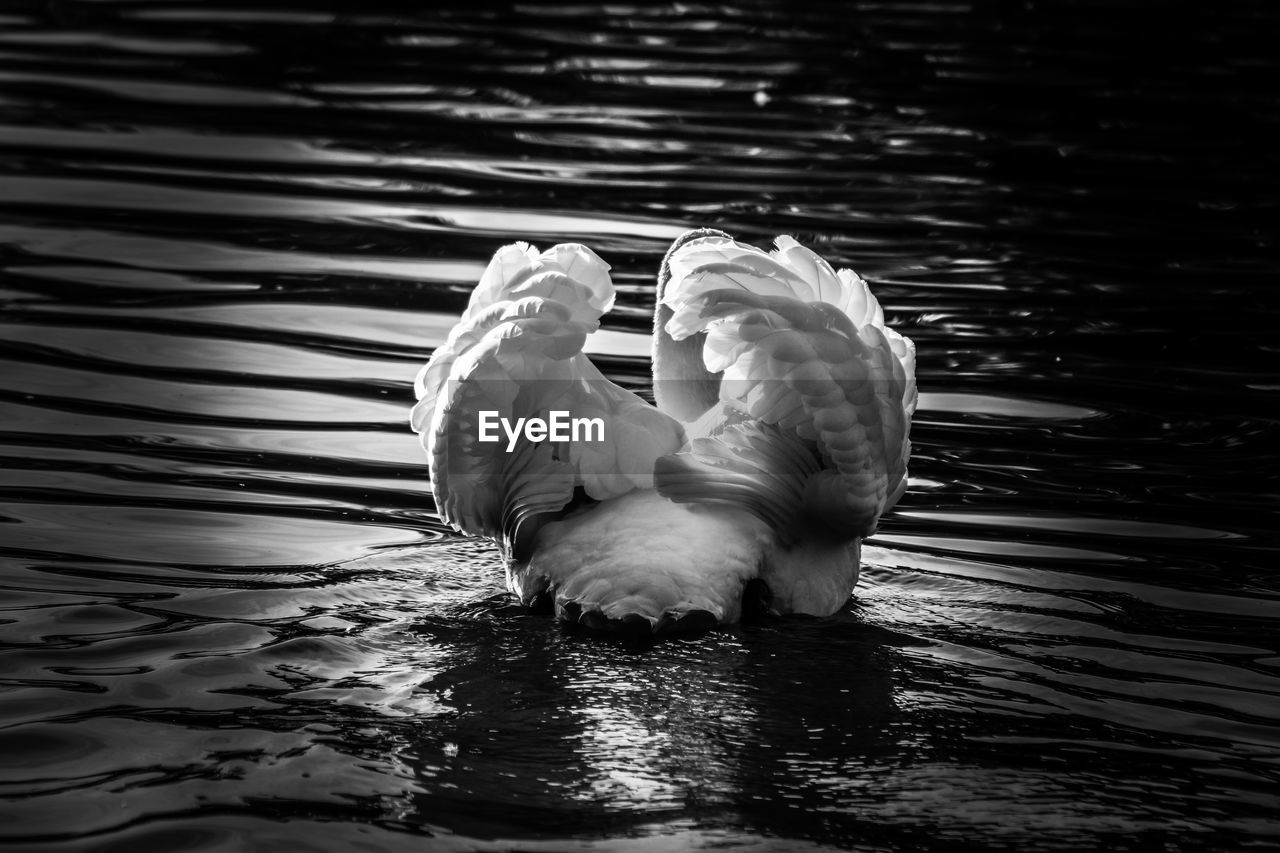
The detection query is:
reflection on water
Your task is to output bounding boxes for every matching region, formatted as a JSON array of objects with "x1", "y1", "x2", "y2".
[{"x1": 2, "y1": 1, "x2": 1278, "y2": 850}]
